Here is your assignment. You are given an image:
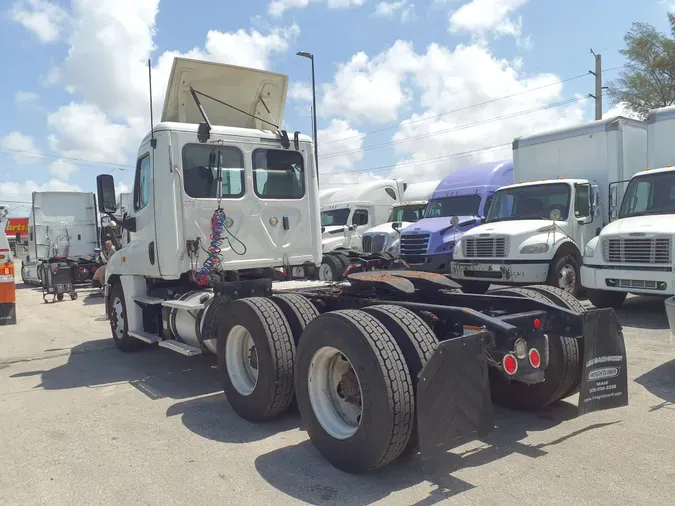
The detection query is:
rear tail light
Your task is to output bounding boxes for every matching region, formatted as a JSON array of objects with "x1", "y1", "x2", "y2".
[
  {"x1": 502, "y1": 354, "x2": 518, "y2": 375},
  {"x1": 529, "y1": 348, "x2": 541, "y2": 368}
]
